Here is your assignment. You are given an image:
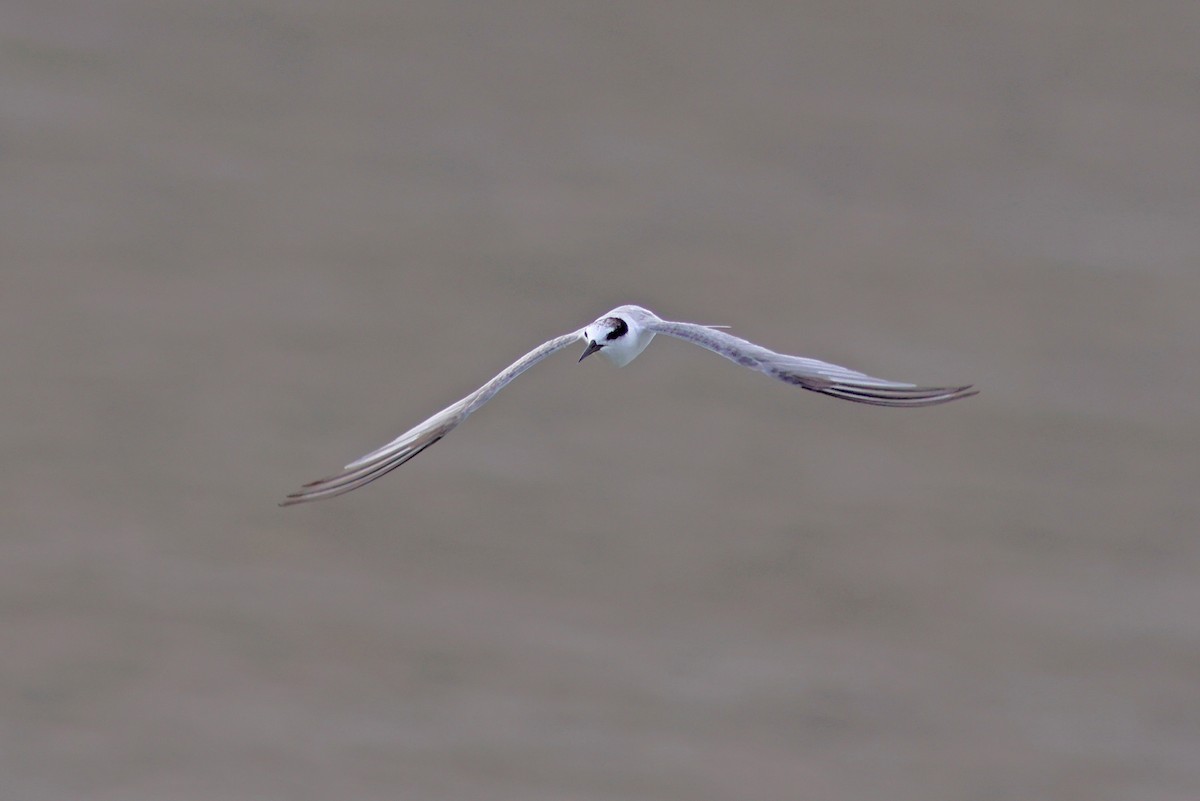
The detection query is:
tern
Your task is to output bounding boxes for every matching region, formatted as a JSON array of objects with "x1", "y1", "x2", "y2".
[{"x1": 282, "y1": 304, "x2": 975, "y2": 505}]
